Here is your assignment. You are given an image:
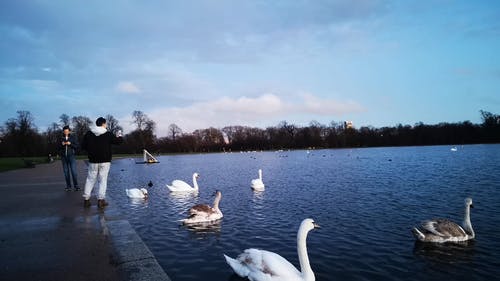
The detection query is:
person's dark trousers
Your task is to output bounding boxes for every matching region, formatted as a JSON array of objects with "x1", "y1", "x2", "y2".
[{"x1": 61, "y1": 155, "x2": 78, "y2": 189}]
